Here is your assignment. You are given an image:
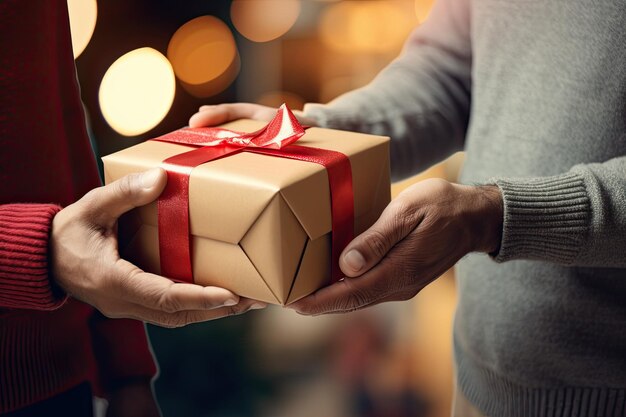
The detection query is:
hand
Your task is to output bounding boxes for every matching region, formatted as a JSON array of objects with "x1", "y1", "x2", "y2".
[
  {"x1": 50, "y1": 168, "x2": 265, "y2": 328},
  {"x1": 188, "y1": 102, "x2": 317, "y2": 128},
  {"x1": 288, "y1": 179, "x2": 503, "y2": 315},
  {"x1": 106, "y1": 380, "x2": 160, "y2": 417}
]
